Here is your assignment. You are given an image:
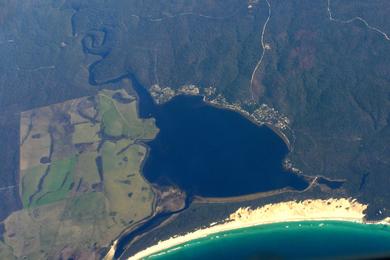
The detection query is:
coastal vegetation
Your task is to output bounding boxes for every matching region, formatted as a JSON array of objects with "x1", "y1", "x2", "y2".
[
  {"x1": 2, "y1": 89, "x2": 159, "y2": 258},
  {"x1": 69, "y1": 0, "x2": 390, "y2": 221},
  {"x1": 0, "y1": 1, "x2": 390, "y2": 259},
  {"x1": 130, "y1": 198, "x2": 378, "y2": 259}
]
